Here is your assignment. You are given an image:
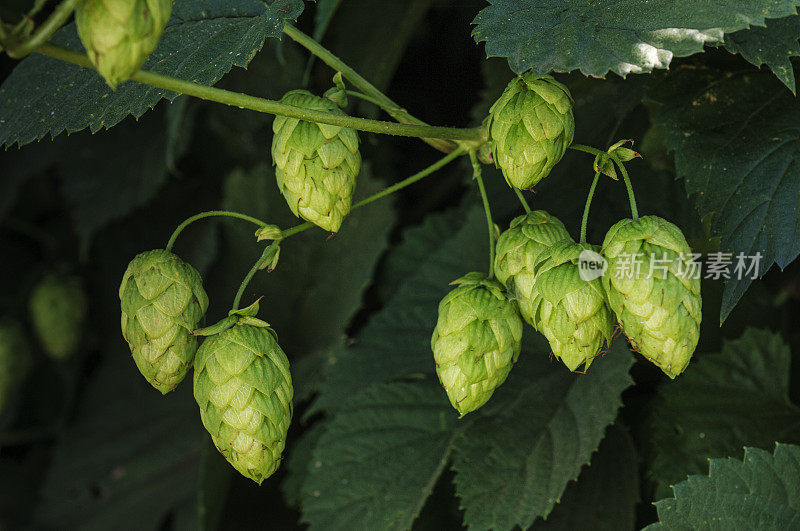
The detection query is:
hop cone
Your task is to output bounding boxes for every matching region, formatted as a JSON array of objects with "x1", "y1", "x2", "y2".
[
  {"x1": 528, "y1": 240, "x2": 614, "y2": 371},
  {"x1": 487, "y1": 73, "x2": 574, "y2": 189},
  {"x1": 0, "y1": 319, "x2": 31, "y2": 414},
  {"x1": 431, "y1": 272, "x2": 523, "y2": 416},
  {"x1": 193, "y1": 324, "x2": 293, "y2": 483},
  {"x1": 75, "y1": 0, "x2": 173, "y2": 88},
  {"x1": 271, "y1": 90, "x2": 361, "y2": 232},
  {"x1": 119, "y1": 250, "x2": 208, "y2": 394},
  {"x1": 29, "y1": 274, "x2": 87, "y2": 361},
  {"x1": 601, "y1": 216, "x2": 702, "y2": 378},
  {"x1": 495, "y1": 210, "x2": 572, "y2": 324}
]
